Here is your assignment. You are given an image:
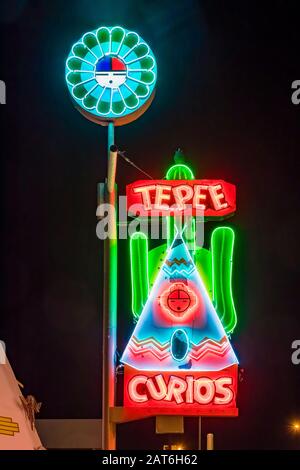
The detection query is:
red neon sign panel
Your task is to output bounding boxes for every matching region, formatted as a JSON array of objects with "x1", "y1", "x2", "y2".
[
  {"x1": 126, "y1": 179, "x2": 236, "y2": 218},
  {"x1": 124, "y1": 365, "x2": 238, "y2": 416}
]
